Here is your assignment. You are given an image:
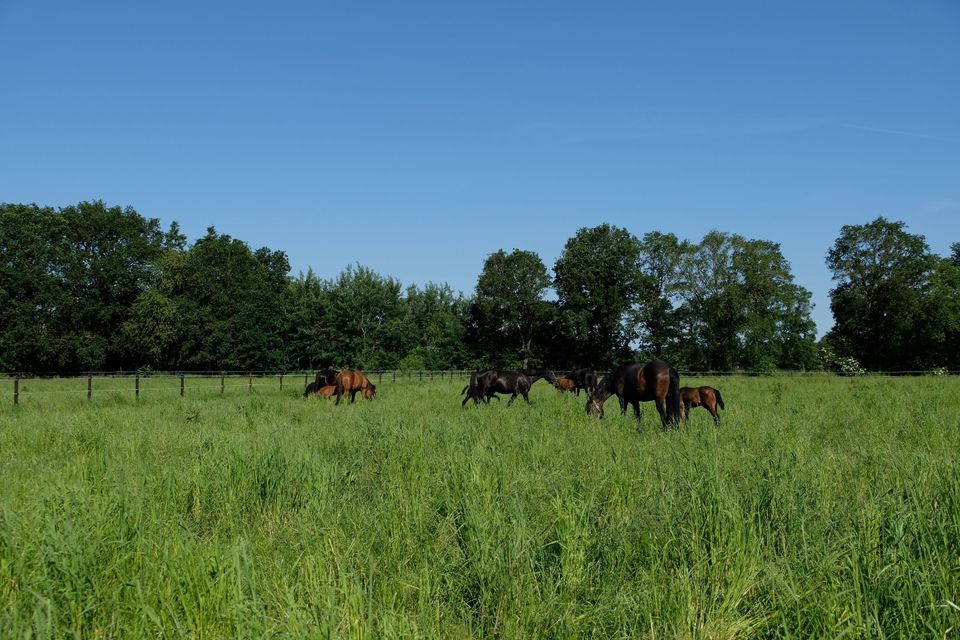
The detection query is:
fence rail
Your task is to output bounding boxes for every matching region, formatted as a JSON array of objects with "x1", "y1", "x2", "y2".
[{"x1": 2, "y1": 369, "x2": 957, "y2": 405}]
